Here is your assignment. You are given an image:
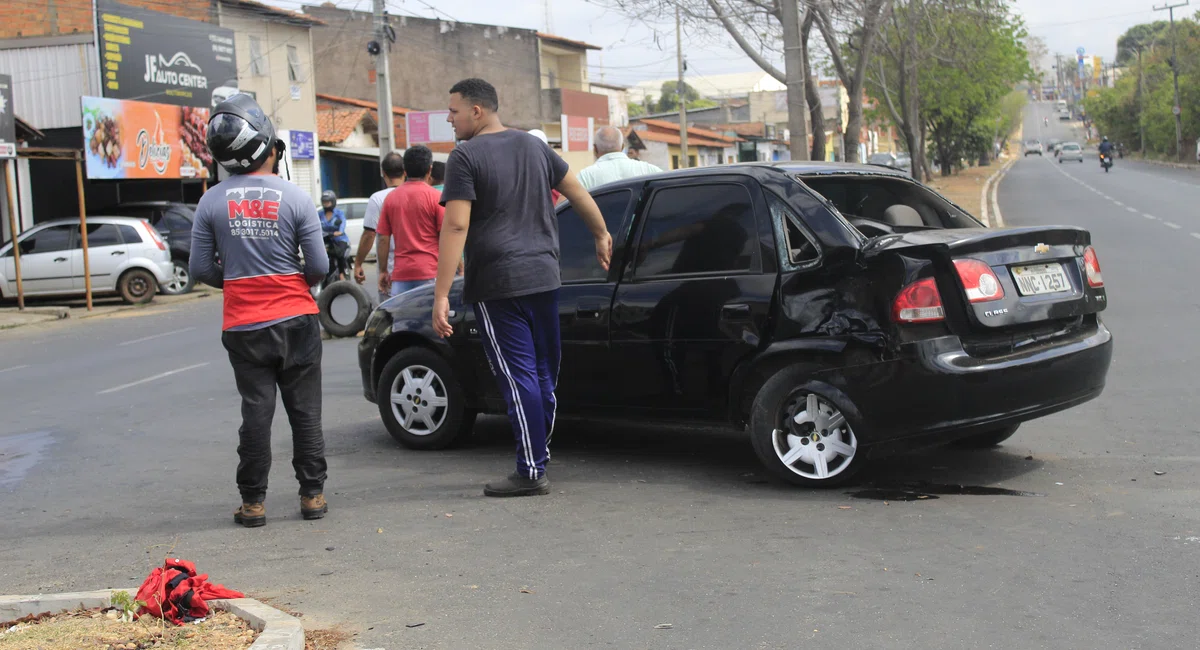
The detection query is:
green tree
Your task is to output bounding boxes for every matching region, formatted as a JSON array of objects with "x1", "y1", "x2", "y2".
[
  {"x1": 656, "y1": 81, "x2": 703, "y2": 113},
  {"x1": 629, "y1": 102, "x2": 647, "y2": 118}
]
